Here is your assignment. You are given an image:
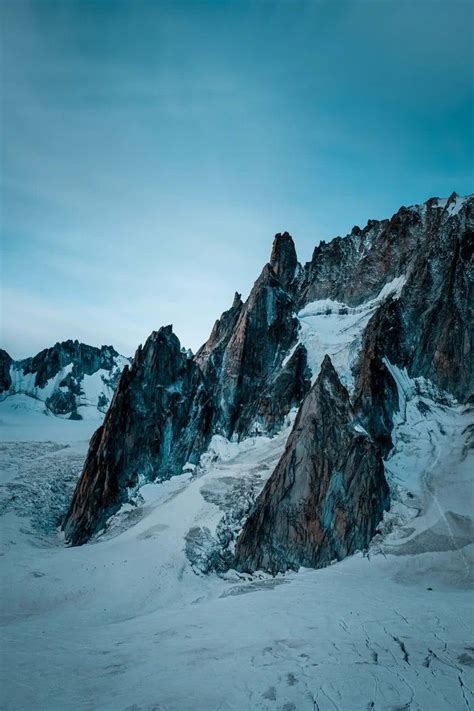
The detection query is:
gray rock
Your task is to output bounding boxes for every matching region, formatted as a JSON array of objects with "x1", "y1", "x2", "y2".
[
  {"x1": 234, "y1": 356, "x2": 389, "y2": 574},
  {"x1": 0, "y1": 349, "x2": 12, "y2": 394},
  {"x1": 353, "y1": 197, "x2": 473, "y2": 432},
  {"x1": 210, "y1": 260, "x2": 302, "y2": 437},
  {"x1": 298, "y1": 193, "x2": 472, "y2": 321},
  {"x1": 270, "y1": 231, "x2": 298, "y2": 292},
  {"x1": 62, "y1": 326, "x2": 214, "y2": 545},
  {"x1": 22, "y1": 340, "x2": 121, "y2": 388},
  {"x1": 352, "y1": 299, "x2": 402, "y2": 454}
]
